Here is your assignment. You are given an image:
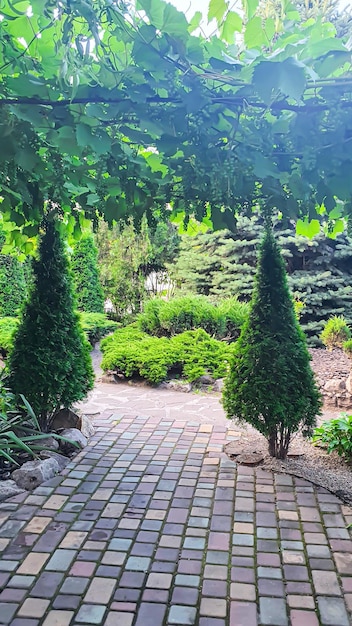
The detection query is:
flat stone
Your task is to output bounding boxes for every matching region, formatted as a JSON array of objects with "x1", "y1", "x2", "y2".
[
  {"x1": 236, "y1": 453, "x2": 264, "y2": 467},
  {"x1": 224, "y1": 442, "x2": 242, "y2": 457}
]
